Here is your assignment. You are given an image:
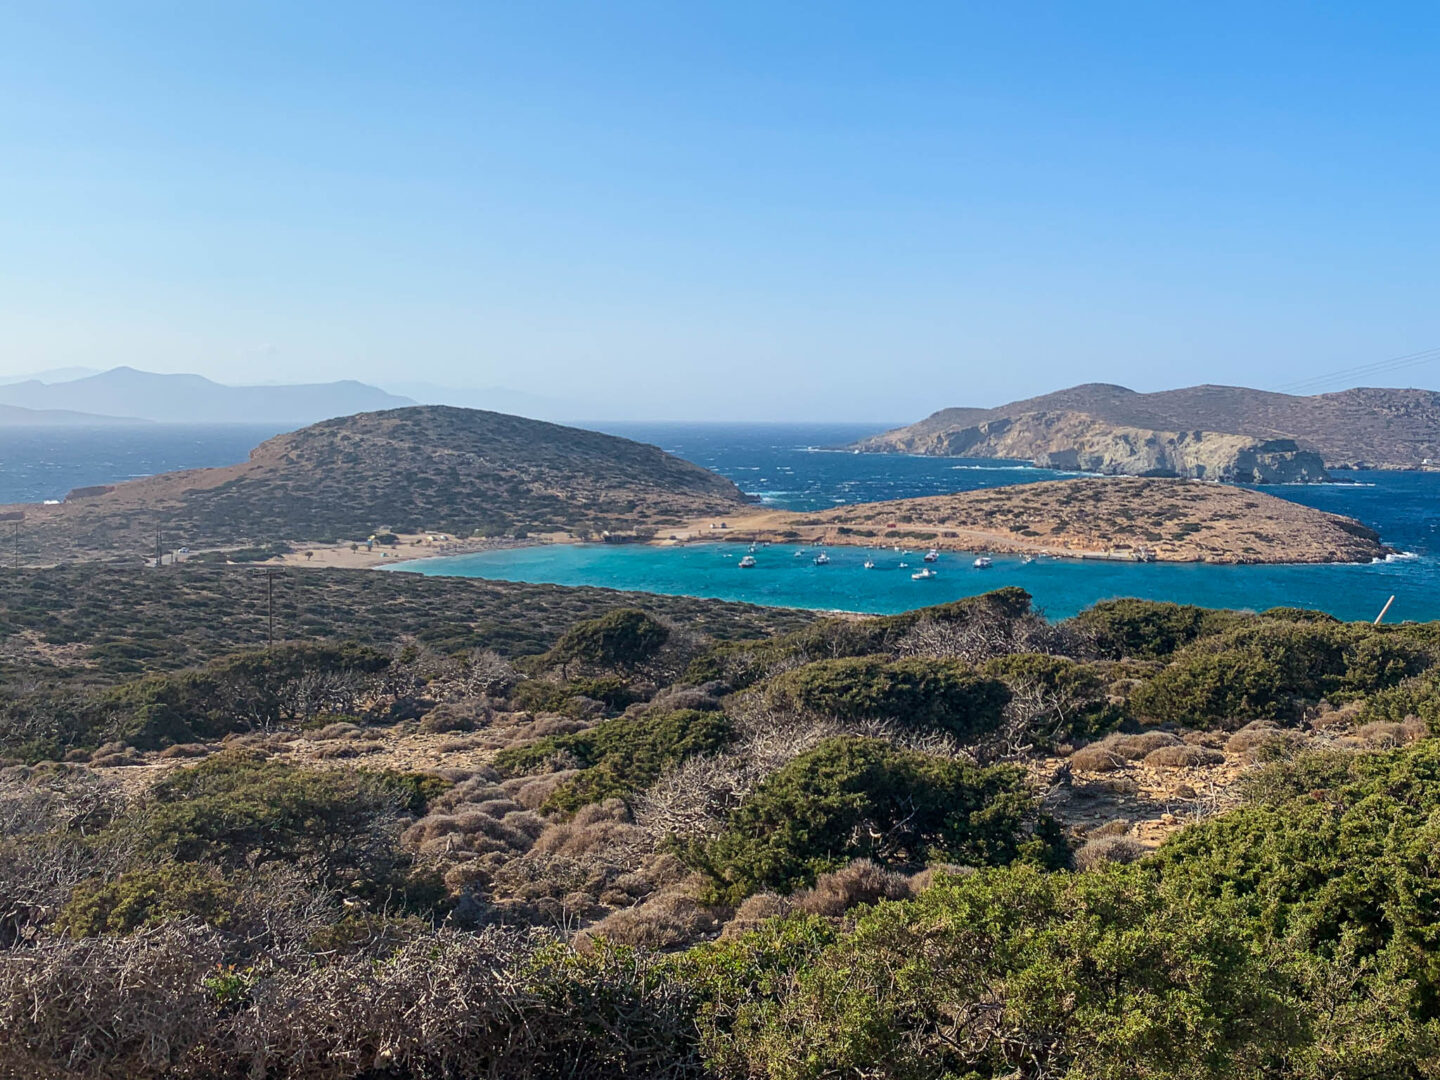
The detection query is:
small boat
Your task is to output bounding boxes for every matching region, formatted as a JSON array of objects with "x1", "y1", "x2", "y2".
[
  {"x1": 898, "y1": 561, "x2": 909, "y2": 568},
  {"x1": 973, "y1": 556, "x2": 993, "y2": 569},
  {"x1": 1021, "y1": 555, "x2": 1034, "y2": 565},
  {"x1": 738, "y1": 555, "x2": 757, "y2": 568},
  {"x1": 923, "y1": 549, "x2": 940, "y2": 563},
  {"x1": 793, "y1": 549, "x2": 806, "y2": 558},
  {"x1": 911, "y1": 567, "x2": 937, "y2": 580},
  {"x1": 813, "y1": 552, "x2": 831, "y2": 565},
  {"x1": 863, "y1": 559, "x2": 876, "y2": 569},
  {"x1": 748, "y1": 543, "x2": 758, "y2": 553}
]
